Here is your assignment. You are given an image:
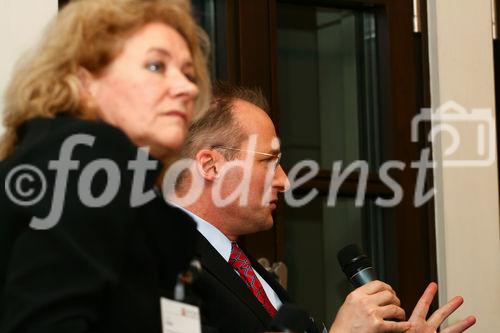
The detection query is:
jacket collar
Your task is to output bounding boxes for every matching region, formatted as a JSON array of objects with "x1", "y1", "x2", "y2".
[{"x1": 195, "y1": 231, "x2": 291, "y2": 326}]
